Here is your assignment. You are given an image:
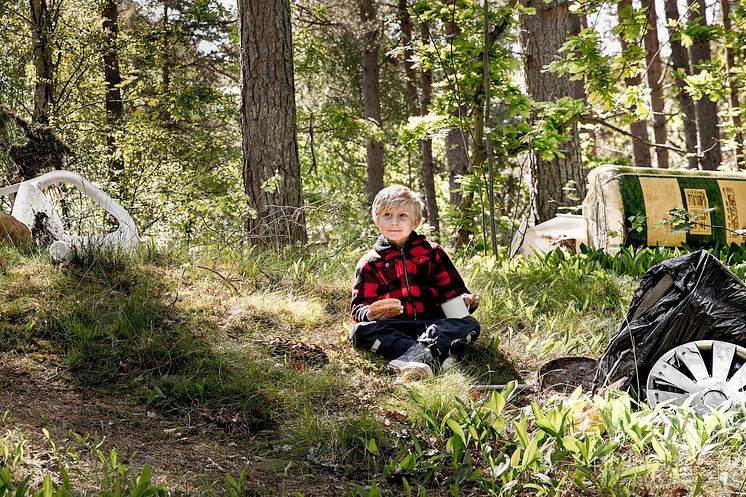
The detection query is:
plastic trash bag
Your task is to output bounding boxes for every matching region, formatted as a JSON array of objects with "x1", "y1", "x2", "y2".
[{"x1": 592, "y1": 250, "x2": 746, "y2": 394}]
